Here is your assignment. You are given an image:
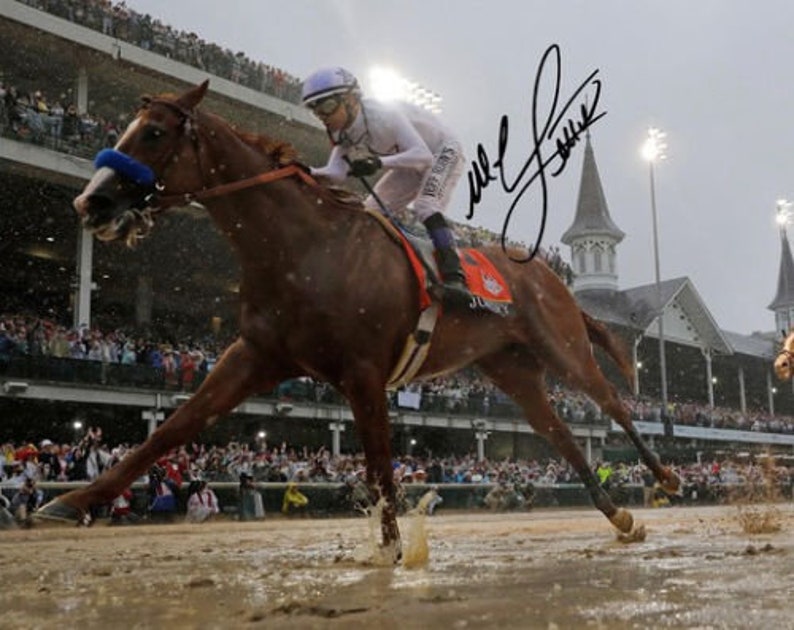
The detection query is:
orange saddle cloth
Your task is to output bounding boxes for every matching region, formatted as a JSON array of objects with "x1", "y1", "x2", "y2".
[
  {"x1": 393, "y1": 226, "x2": 513, "y2": 315},
  {"x1": 376, "y1": 213, "x2": 513, "y2": 316},
  {"x1": 459, "y1": 249, "x2": 513, "y2": 310}
]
